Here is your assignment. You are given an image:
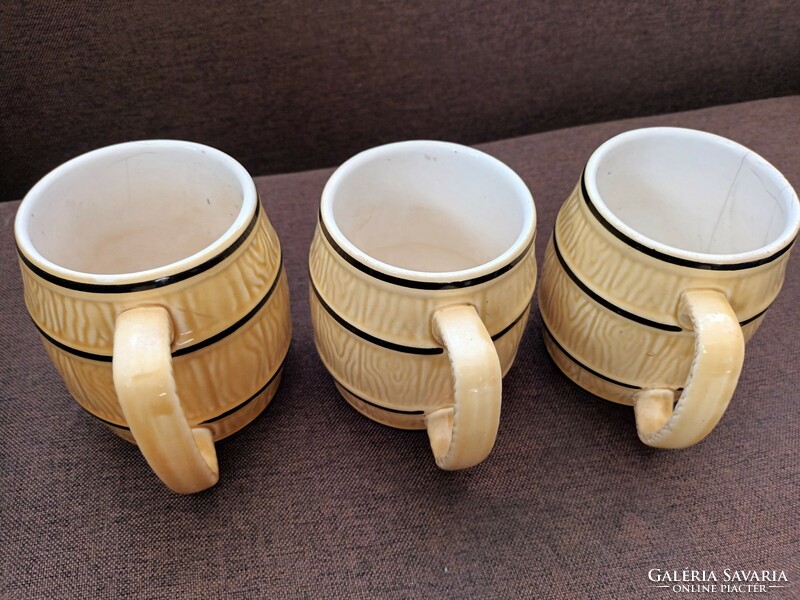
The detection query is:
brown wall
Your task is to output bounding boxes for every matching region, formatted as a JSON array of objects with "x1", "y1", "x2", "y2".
[{"x1": 2, "y1": 0, "x2": 798, "y2": 200}]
